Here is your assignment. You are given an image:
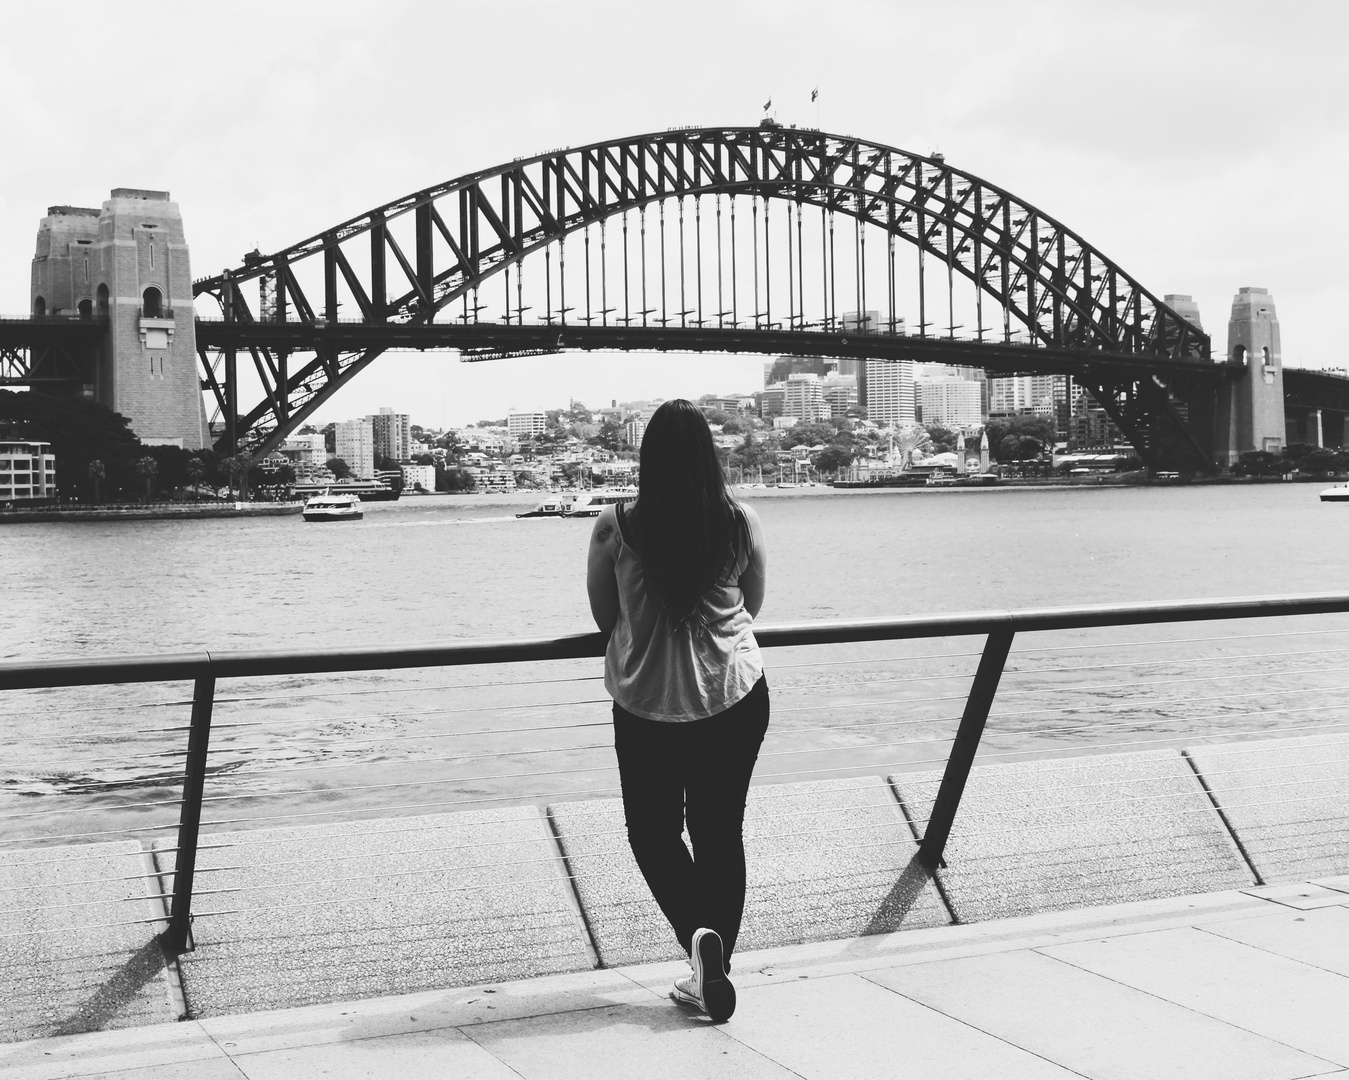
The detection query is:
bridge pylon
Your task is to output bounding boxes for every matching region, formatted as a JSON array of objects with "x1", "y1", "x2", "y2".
[
  {"x1": 1215, "y1": 287, "x2": 1285, "y2": 468},
  {"x1": 30, "y1": 191, "x2": 209, "y2": 449}
]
